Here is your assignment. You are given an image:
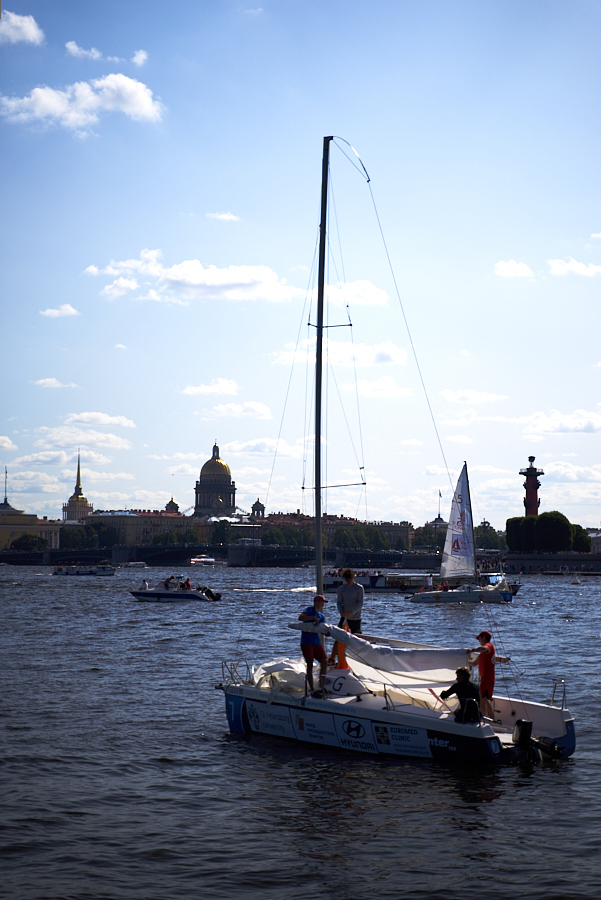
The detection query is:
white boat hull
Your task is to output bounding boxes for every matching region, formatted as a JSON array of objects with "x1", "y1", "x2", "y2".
[
  {"x1": 223, "y1": 682, "x2": 574, "y2": 765},
  {"x1": 411, "y1": 587, "x2": 512, "y2": 604}
]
